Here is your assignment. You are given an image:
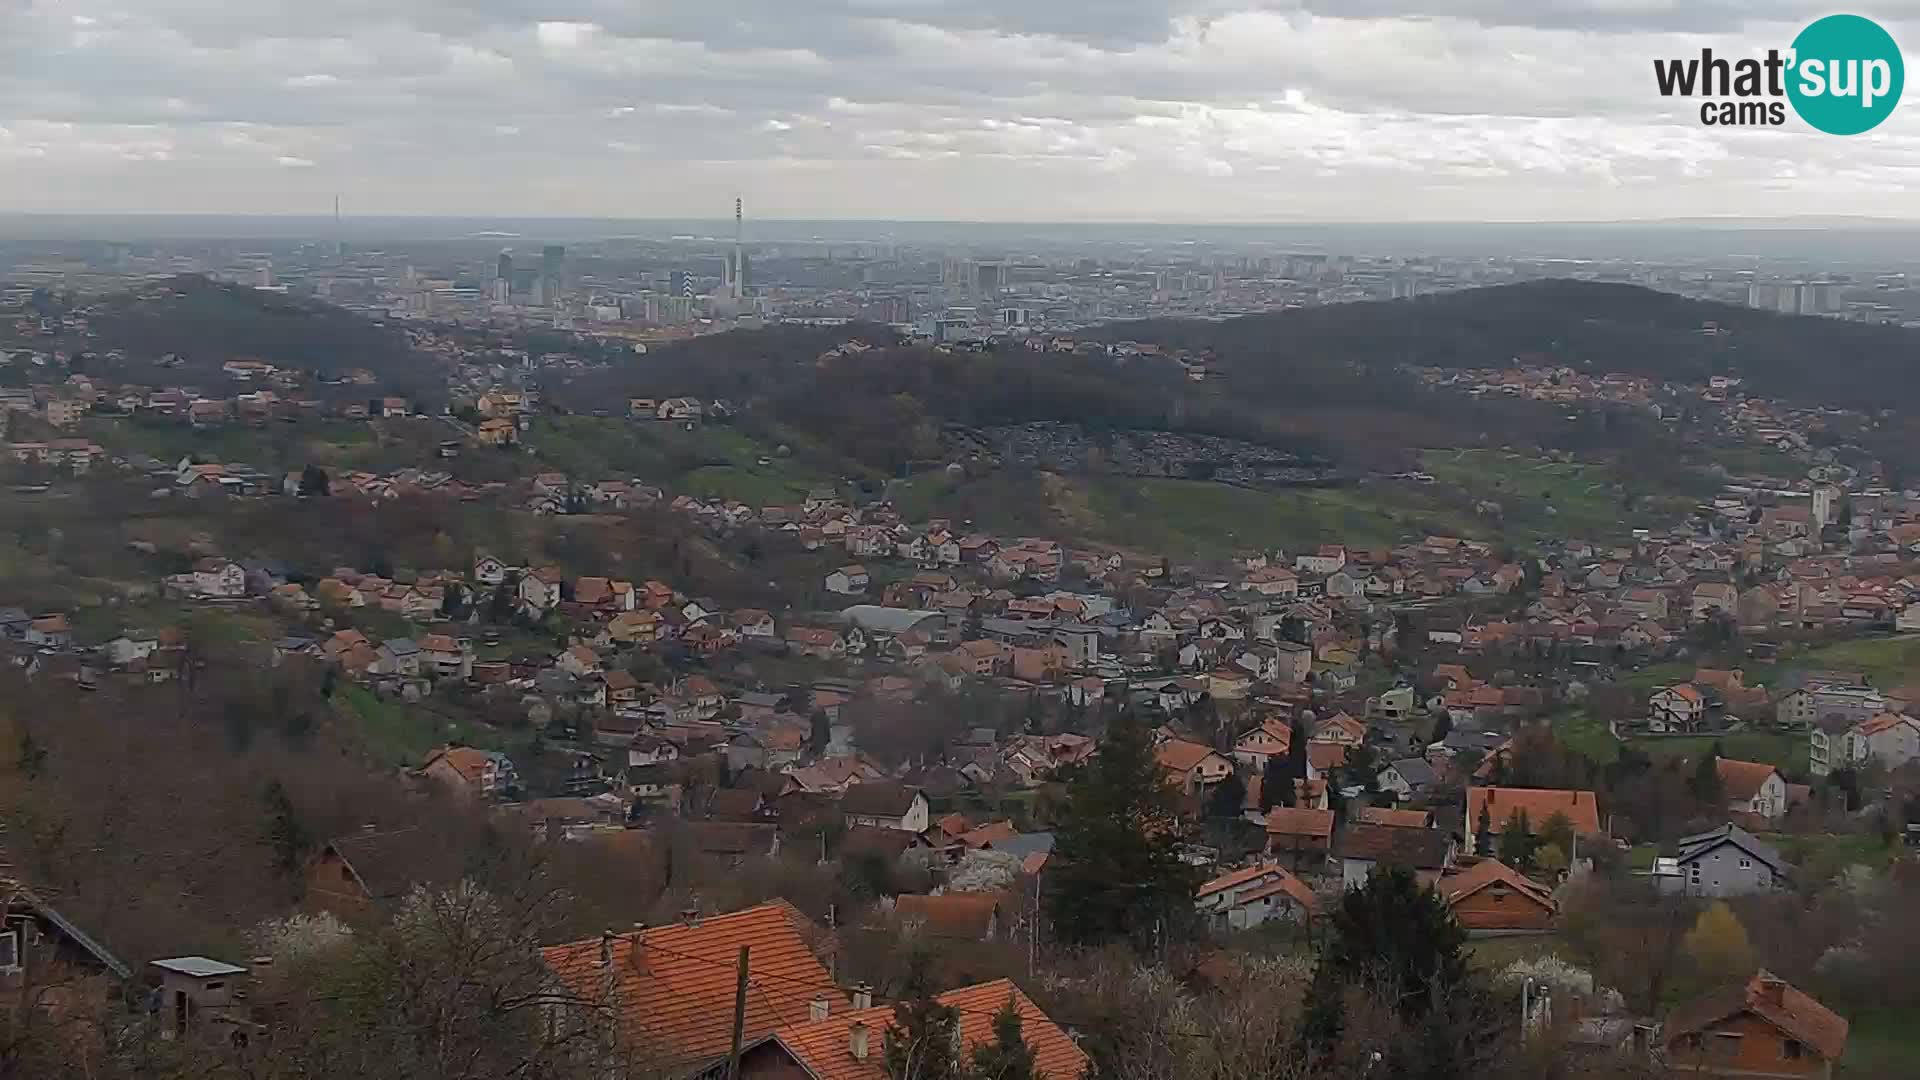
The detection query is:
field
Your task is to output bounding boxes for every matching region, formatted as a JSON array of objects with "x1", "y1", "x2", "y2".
[
  {"x1": 1620, "y1": 661, "x2": 1697, "y2": 690},
  {"x1": 1840, "y1": 1010, "x2": 1920, "y2": 1075},
  {"x1": 1421, "y1": 449, "x2": 1699, "y2": 542},
  {"x1": 1787, "y1": 635, "x2": 1920, "y2": 689},
  {"x1": 1630, "y1": 733, "x2": 1811, "y2": 775},
  {"x1": 1076, "y1": 477, "x2": 1489, "y2": 560},
  {"x1": 334, "y1": 684, "x2": 504, "y2": 767},
  {"x1": 534, "y1": 417, "x2": 836, "y2": 503},
  {"x1": 1551, "y1": 709, "x2": 1622, "y2": 764}
]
